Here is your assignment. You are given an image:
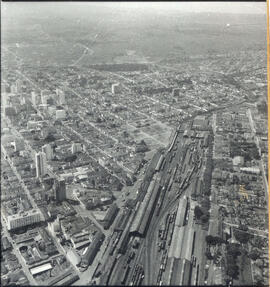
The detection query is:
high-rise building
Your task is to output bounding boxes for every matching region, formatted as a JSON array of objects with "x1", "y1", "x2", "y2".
[
  {"x1": 172, "y1": 88, "x2": 180, "y2": 97},
  {"x1": 41, "y1": 89, "x2": 50, "y2": 97},
  {"x1": 35, "y1": 152, "x2": 47, "y2": 178},
  {"x1": 31, "y1": 91, "x2": 40, "y2": 107},
  {"x1": 56, "y1": 89, "x2": 66, "y2": 105},
  {"x1": 15, "y1": 79, "x2": 23, "y2": 93},
  {"x1": 2, "y1": 83, "x2": 11, "y2": 93},
  {"x1": 54, "y1": 179, "x2": 66, "y2": 203},
  {"x1": 13, "y1": 139, "x2": 25, "y2": 152},
  {"x1": 20, "y1": 94, "x2": 26, "y2": 105},
  {"x1": 7, "y1": 209, "x2": 43, "y2": 231},
  {"x1": 71, "y1": 143, "x2": 83, "y2": 154},
  {"x1": 42, "y1": 144, "x2": 54, "y2": 160},
  {"x1": 56, "y1": 109, "x2": 66, "y2": 119},
  {"x1": 48, "y1": 106, "x2": 56, "y2": 116},
  {"x1": 10, "y1": 84, "x2": 17, "y2": 94},
  {"x1": 41, "y1": 94, "x2": 49, "y2": 105}
]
